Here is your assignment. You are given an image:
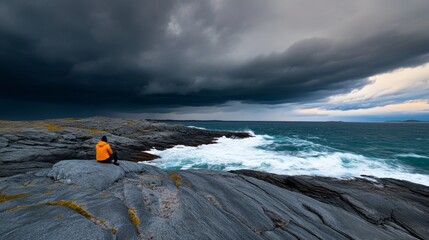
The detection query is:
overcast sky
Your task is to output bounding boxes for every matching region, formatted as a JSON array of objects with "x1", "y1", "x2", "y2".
[{"x1": 1, "y1": 0, "x2": 428, "y2": 121}]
